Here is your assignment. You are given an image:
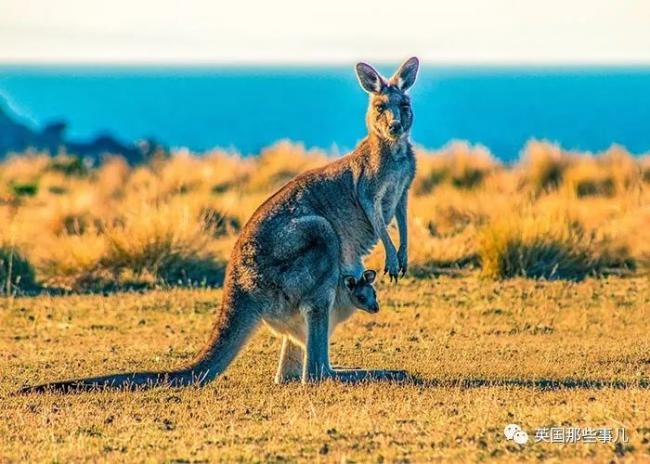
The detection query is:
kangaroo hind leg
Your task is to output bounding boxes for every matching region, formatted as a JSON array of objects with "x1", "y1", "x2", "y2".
[
  {"x1": 302, "y1": 283, "x2": 338, "y2": 383},
  {"x1": 275, "y1": 336, "x2": 304, "y2": 384}
]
